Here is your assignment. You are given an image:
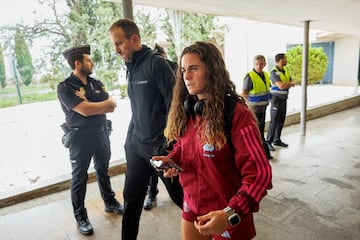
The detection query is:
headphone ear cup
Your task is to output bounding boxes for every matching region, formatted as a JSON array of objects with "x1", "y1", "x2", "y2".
[
  {"x1": 184, "y1": 98, "x2": 195, "y2": 114},
  {"x1": 193, "y1": 99, "x2": 205, "y2": 115}
]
